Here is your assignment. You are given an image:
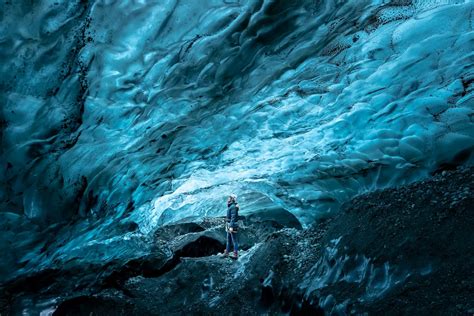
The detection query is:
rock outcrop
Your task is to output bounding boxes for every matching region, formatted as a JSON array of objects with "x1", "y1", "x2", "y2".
[{"x1": 1, "y1": 166, "x2": 472, "y2": 315}]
